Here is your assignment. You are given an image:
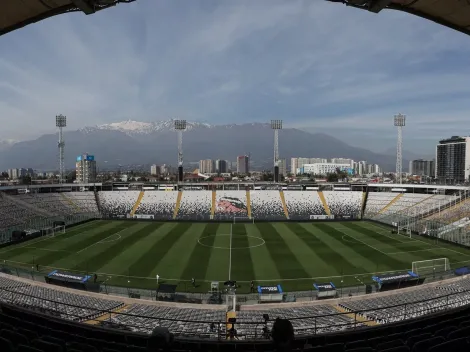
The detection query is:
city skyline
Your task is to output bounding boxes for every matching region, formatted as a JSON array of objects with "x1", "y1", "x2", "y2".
[{"x1": 1, "y1": 1, "x2": 469, "y2": 154}]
